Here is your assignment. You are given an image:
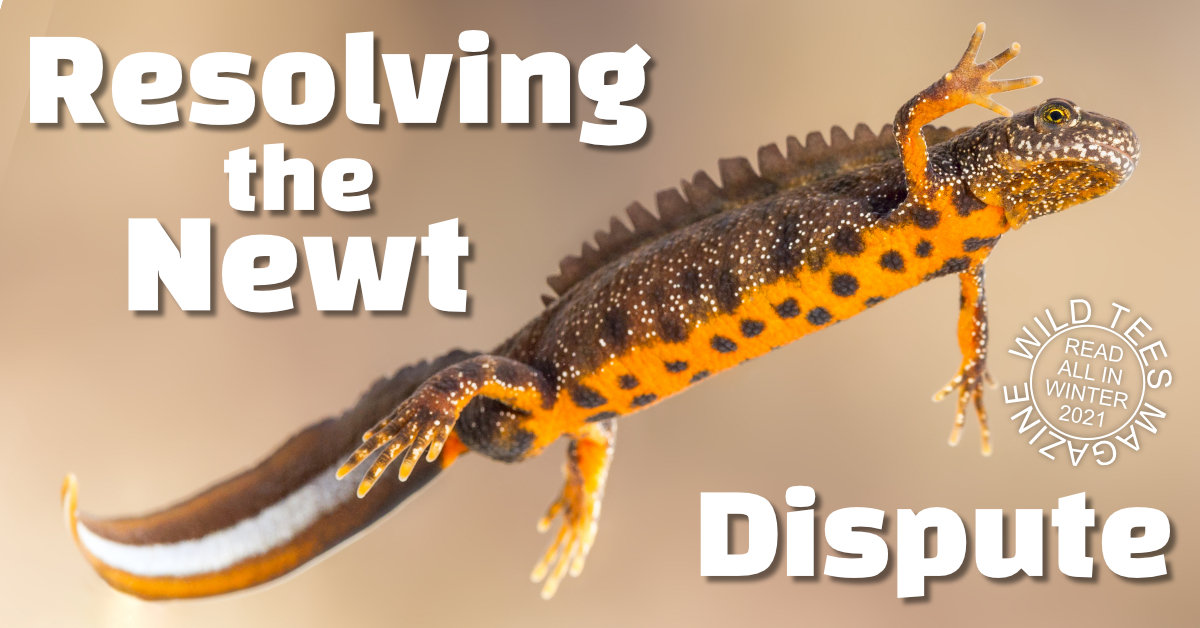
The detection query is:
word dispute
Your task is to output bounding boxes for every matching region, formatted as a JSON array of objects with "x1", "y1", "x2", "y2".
[
  {"x1": 701, "y1": 488, "x2": 1170, "y2": 598},
  {"x1": 30, "y1": 31, "x2": 653, "y2": 313}
]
